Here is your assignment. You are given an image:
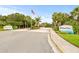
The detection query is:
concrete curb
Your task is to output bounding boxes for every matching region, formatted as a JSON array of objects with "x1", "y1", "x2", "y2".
[
  {"x1": 48, "y1": 34, "x2": 62, "y2": 53},
  {"x1": 49, "y1": 28, "x2": 79, "y2": 53}
]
